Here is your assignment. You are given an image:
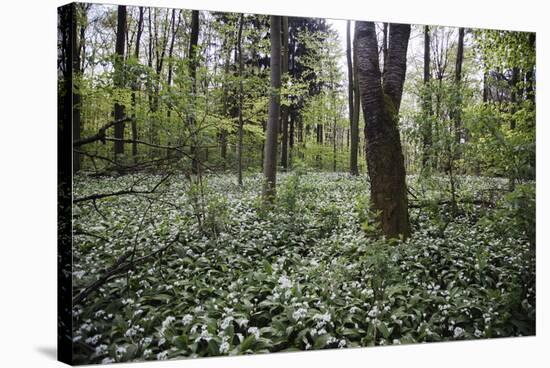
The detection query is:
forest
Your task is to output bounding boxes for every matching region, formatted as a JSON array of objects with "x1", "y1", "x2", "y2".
[{"x1": 58, "y1": 3, "x2": 535, "y2": 364}]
